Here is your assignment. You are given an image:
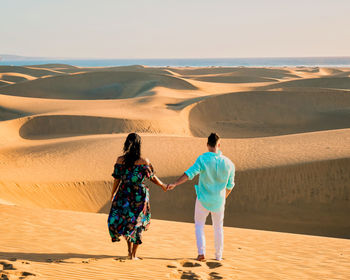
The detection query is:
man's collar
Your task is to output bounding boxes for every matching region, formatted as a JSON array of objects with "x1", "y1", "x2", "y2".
[{"x1": 207, "y1": 150, "x2": 222, "y2": 156}]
